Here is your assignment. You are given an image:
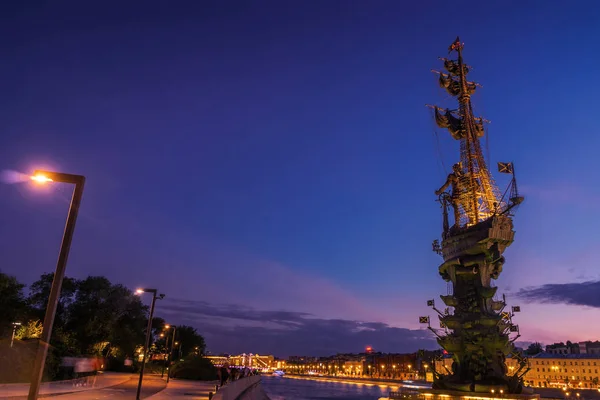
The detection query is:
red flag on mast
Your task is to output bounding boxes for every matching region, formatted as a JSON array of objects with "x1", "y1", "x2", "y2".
[{"x1": 448, "y1": 37, "x2": 462, "y2": 53}]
